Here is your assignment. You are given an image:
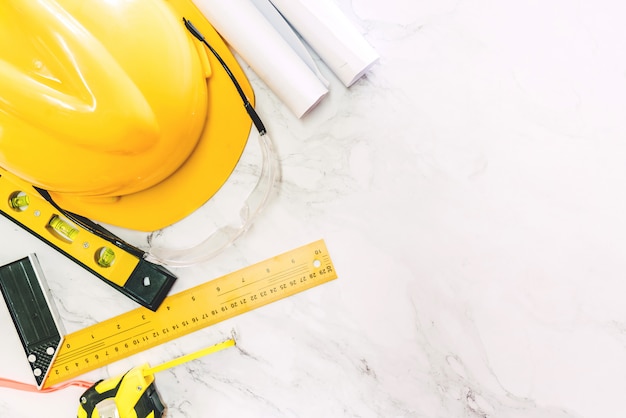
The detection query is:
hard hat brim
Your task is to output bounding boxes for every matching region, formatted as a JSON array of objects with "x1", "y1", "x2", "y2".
[{"x1": 48, "y1": 0, "x2": 254, "y2": 232}]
